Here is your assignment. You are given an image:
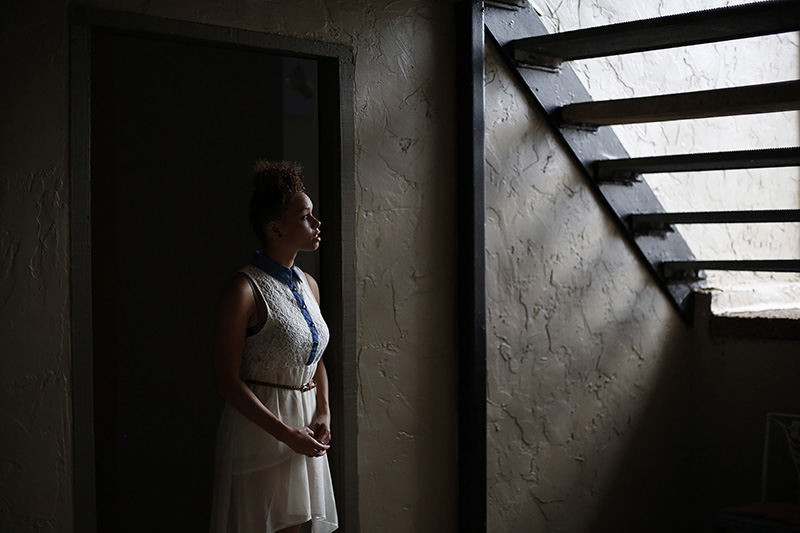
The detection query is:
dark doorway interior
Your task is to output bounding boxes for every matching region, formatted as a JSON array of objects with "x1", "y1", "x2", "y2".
[{"x1": 90, "y1": 31, "x2": 320, "y2": 531}]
